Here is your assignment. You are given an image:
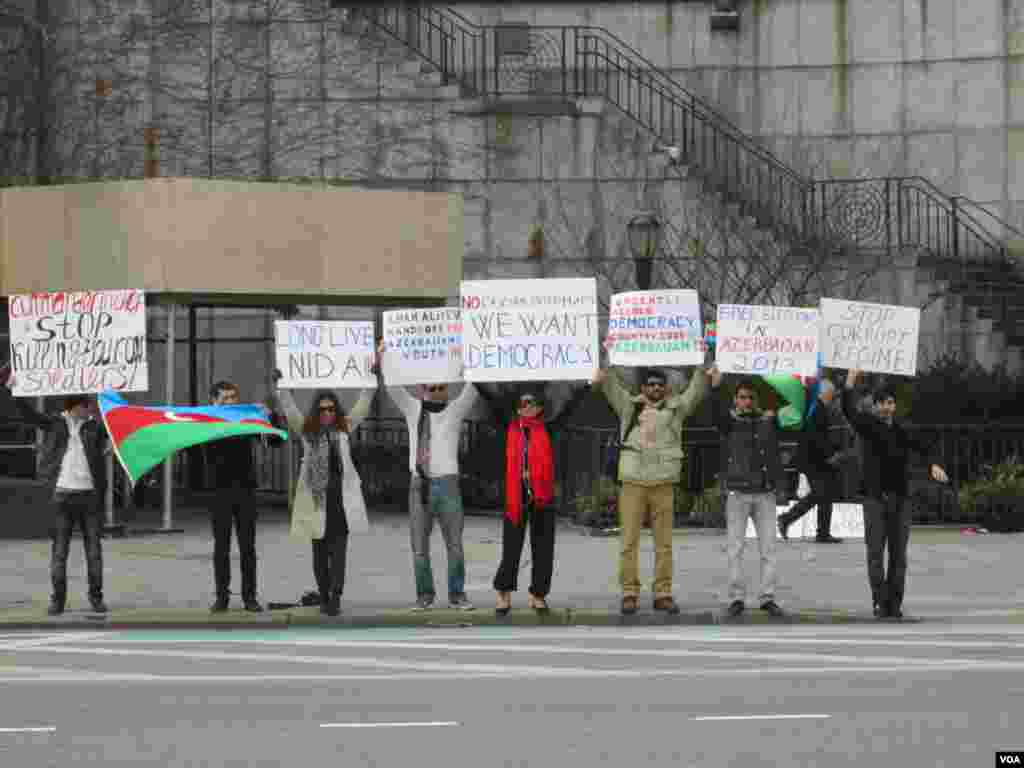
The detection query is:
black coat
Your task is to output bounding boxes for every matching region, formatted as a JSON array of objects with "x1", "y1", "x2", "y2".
[
  {"x1": 204, "y1": 436, "x2": 258, "y2": 490},
  {"x1": 841, "y1": 387, "x2": 935, "y2": 498},
  {"x1": 798, "y1": 399, "x2": 840, "y2": 473},
  {"x1": 0, "y1": 387, "x2": 108, "y2": 501},
  {"x1": 710, "y1": 390, "x2": 784, "y2": 495}
]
